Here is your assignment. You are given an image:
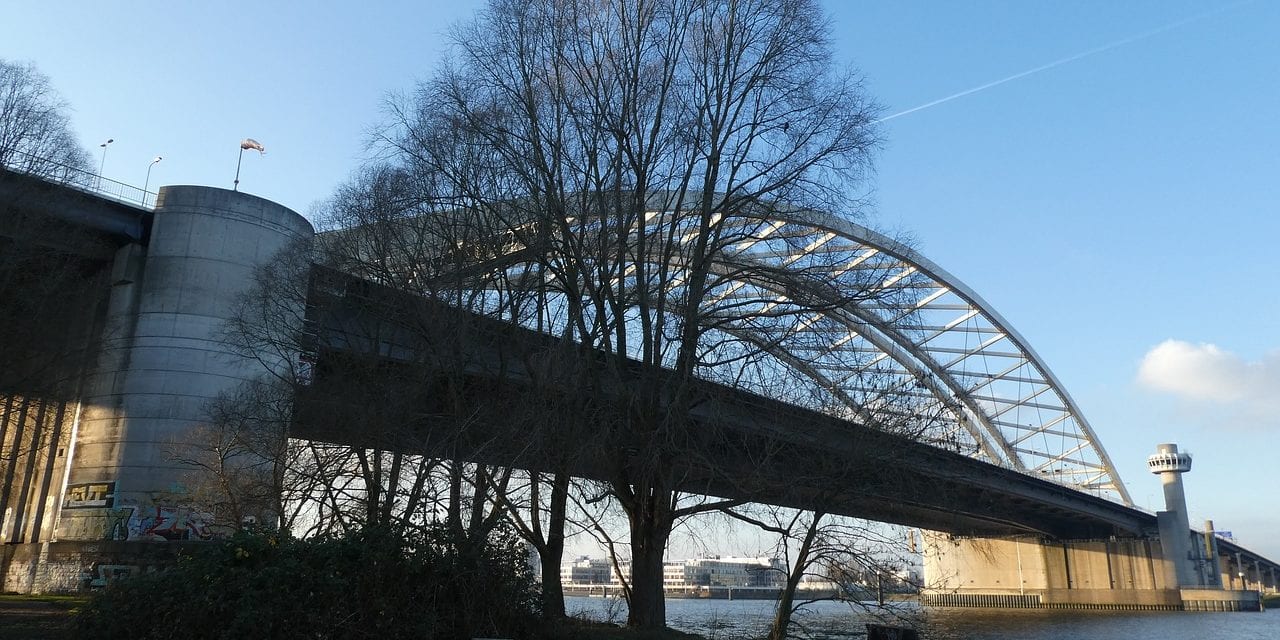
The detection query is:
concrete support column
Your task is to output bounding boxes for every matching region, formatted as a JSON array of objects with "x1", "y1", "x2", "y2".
[
  {"x1": 54, "y1": 186, "x2": 312, "y2": 542},
  {"x1": 1147, "y1": 444, "x2": 1197, "y2": 587},
  {"x1": 1199, "y1": 521, "x2": 1221, "y2": 587}
]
